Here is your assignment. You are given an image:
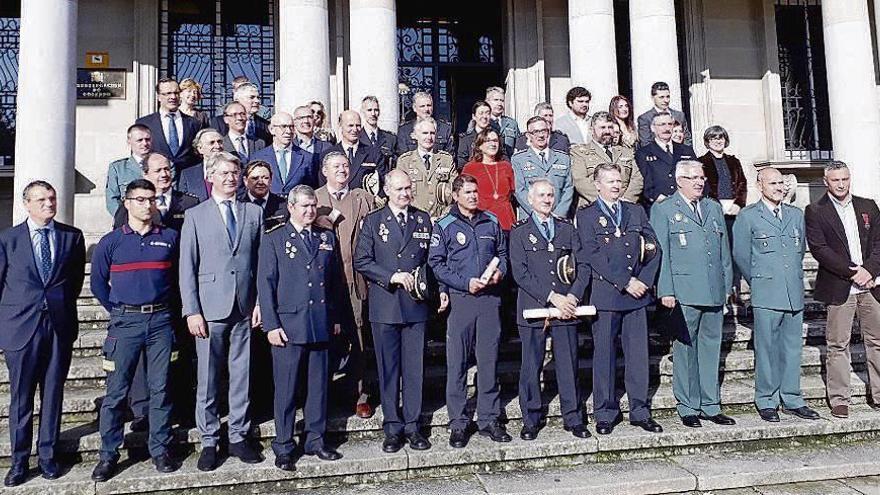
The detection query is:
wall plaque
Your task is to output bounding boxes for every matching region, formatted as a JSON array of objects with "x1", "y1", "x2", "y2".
[{"x1": 76, "y1": 69, "x2": 126, "y2": 99}]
